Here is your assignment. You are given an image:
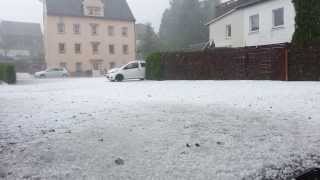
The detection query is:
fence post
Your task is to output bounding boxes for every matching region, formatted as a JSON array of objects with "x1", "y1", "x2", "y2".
[{"x1": 284, "y1": 48, "x2": 289, "y2": 81}]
